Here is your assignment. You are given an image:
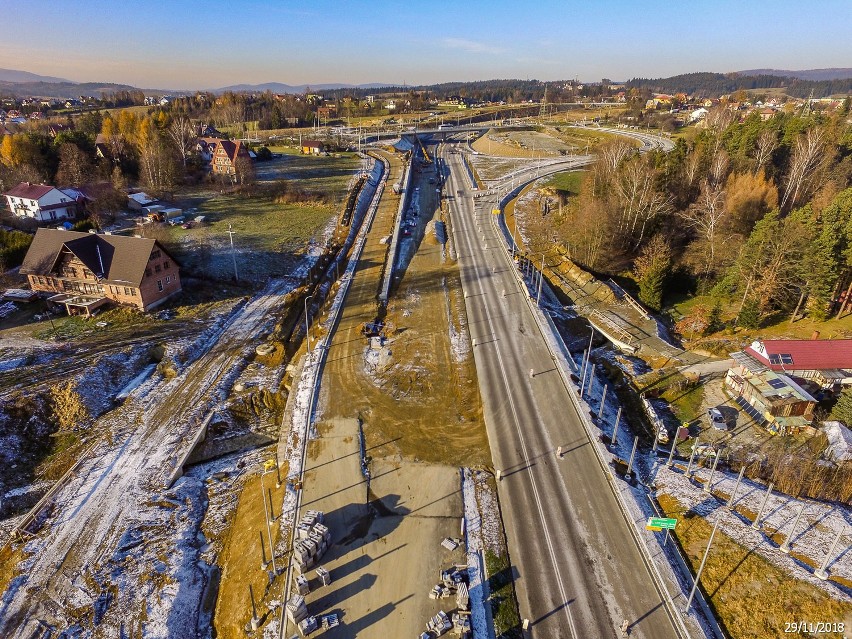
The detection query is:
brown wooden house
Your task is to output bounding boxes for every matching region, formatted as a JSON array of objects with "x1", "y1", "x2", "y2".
[
  {"x1": 211, "y1": 139, "x2": 251, "y2": 177},
  {"x1": 20, "y1": 229, "x2": 181, "y2": 314}
]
